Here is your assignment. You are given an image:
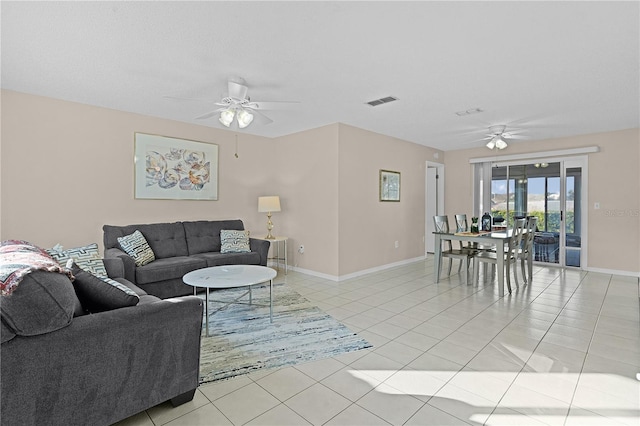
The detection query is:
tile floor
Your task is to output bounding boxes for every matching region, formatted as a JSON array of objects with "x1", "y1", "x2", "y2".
[{"x1": 116, "y1": 259, "x2": 640, "y2": 426}]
